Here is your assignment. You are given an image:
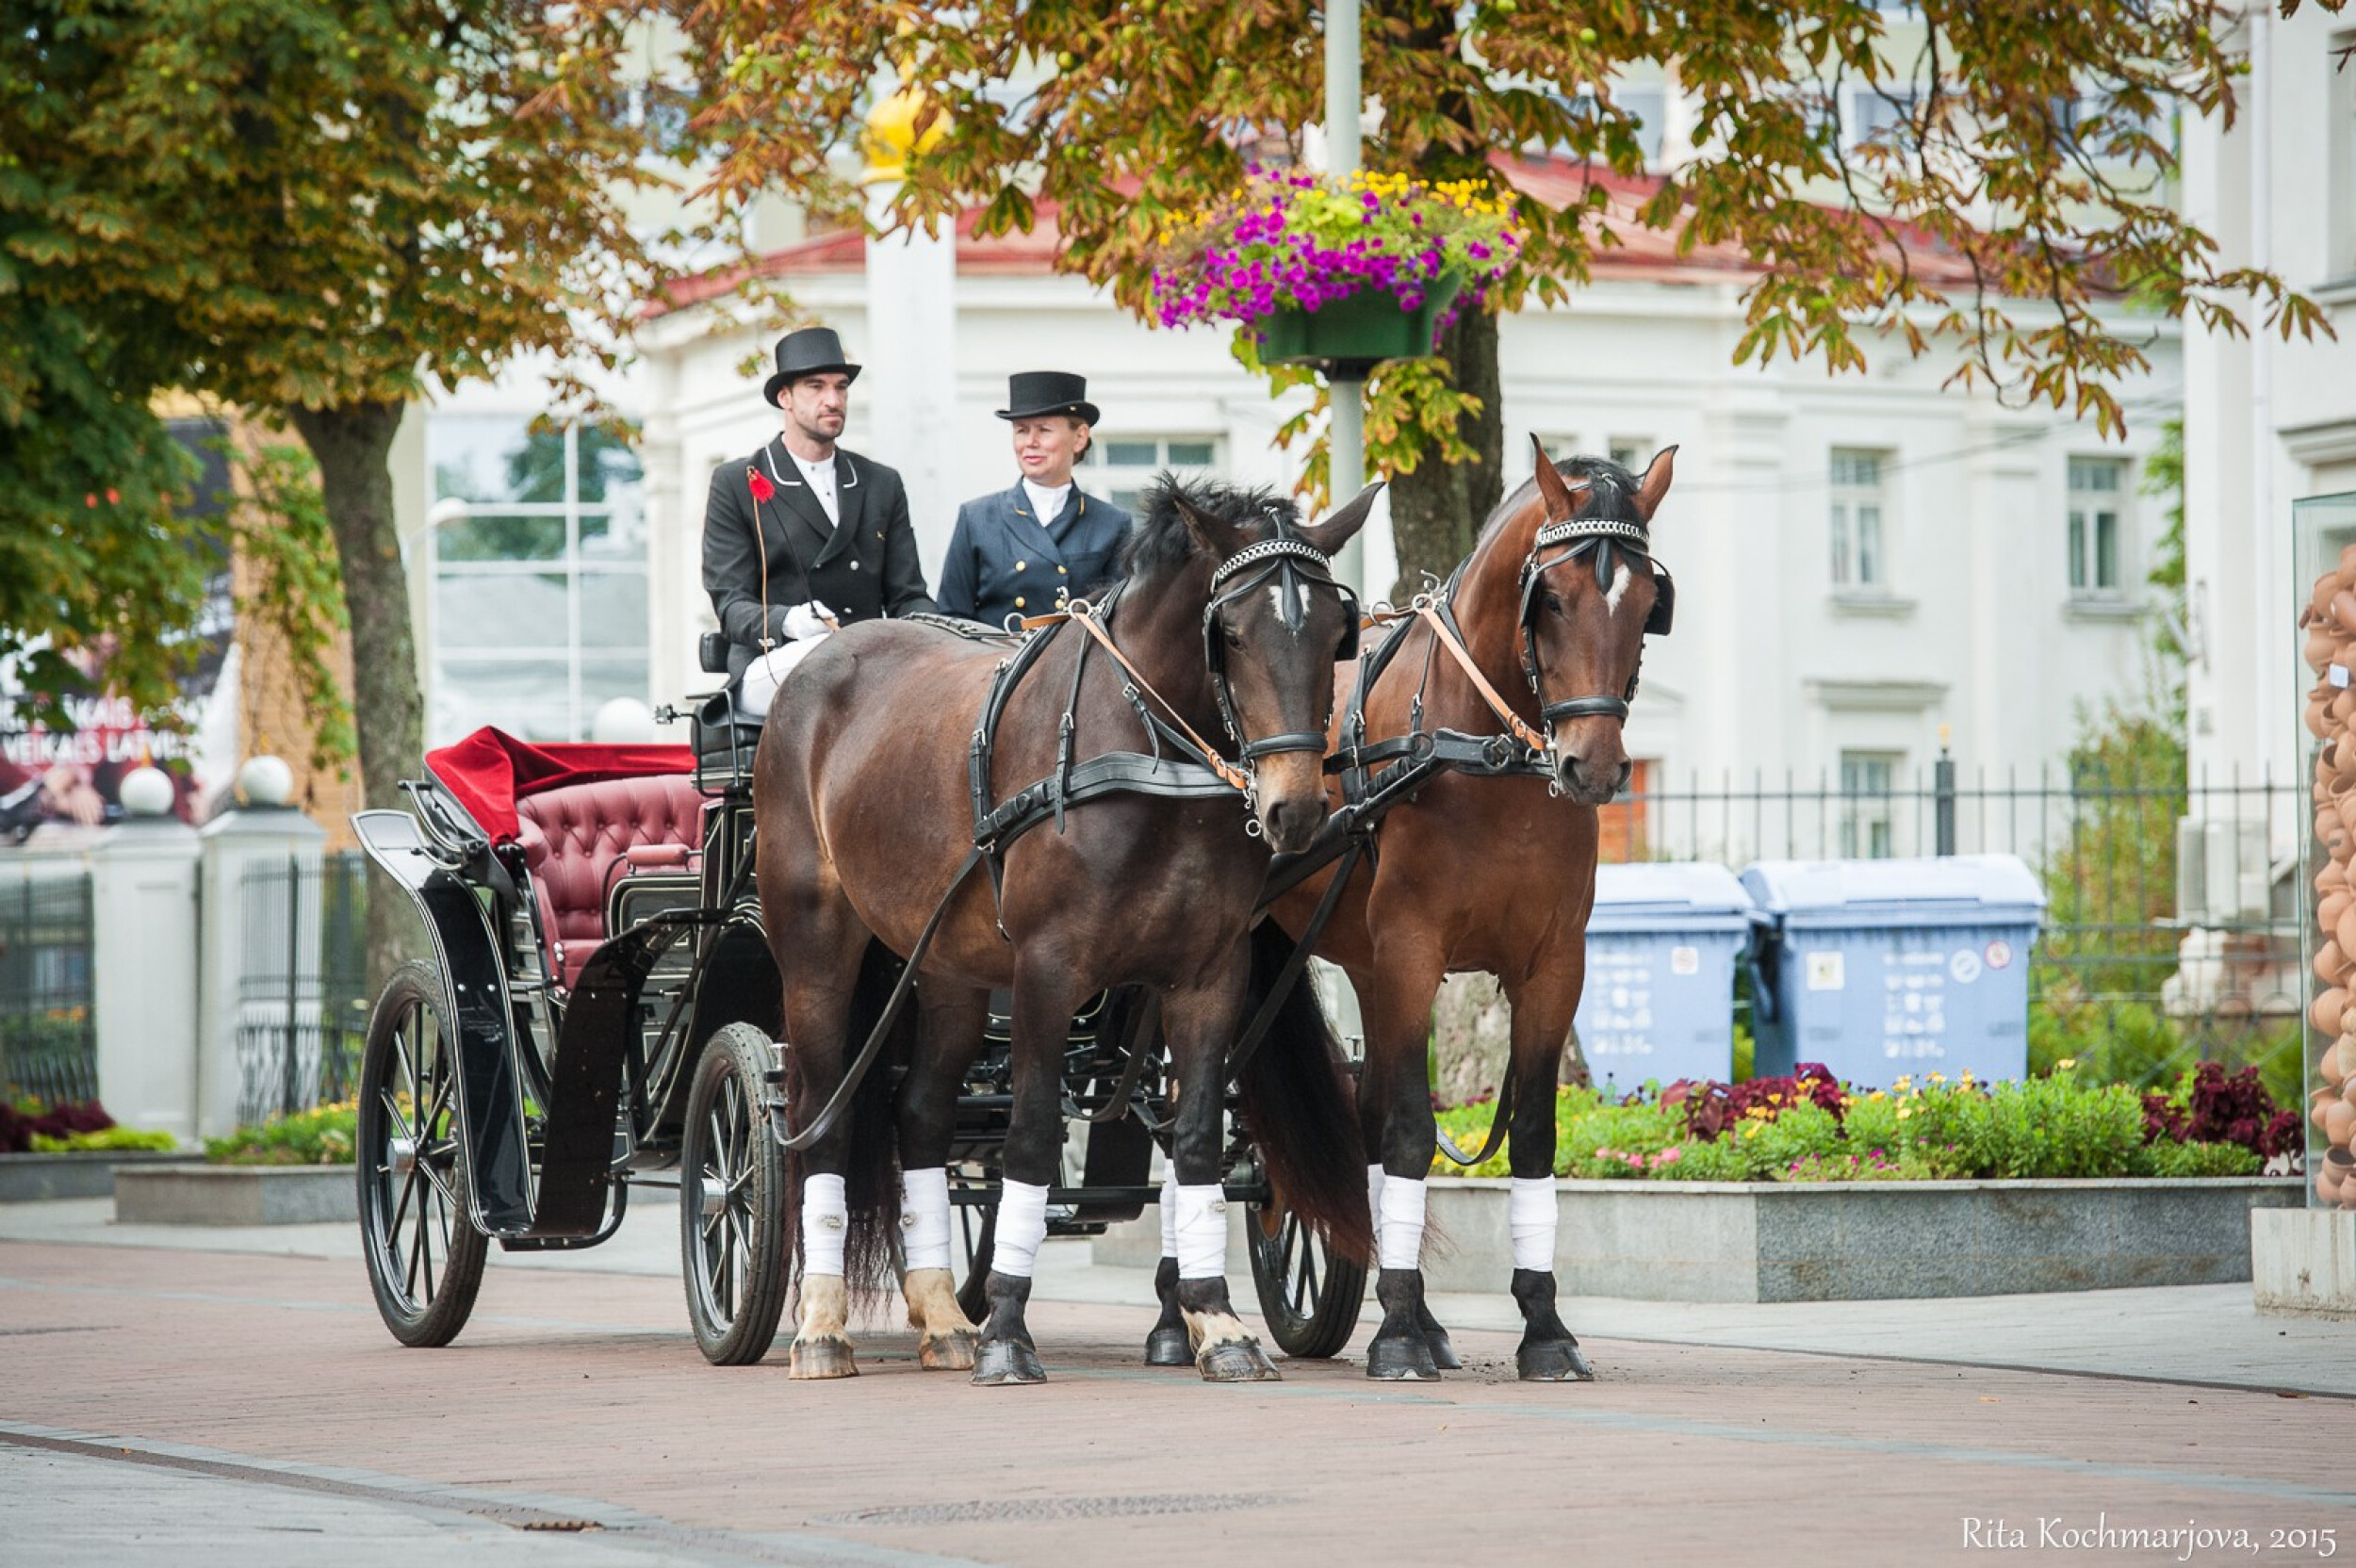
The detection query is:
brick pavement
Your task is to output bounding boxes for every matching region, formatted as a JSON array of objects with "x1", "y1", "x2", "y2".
[{"x1": 4, "y1": 1239, "x2": 2352, "y2": 1566}]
